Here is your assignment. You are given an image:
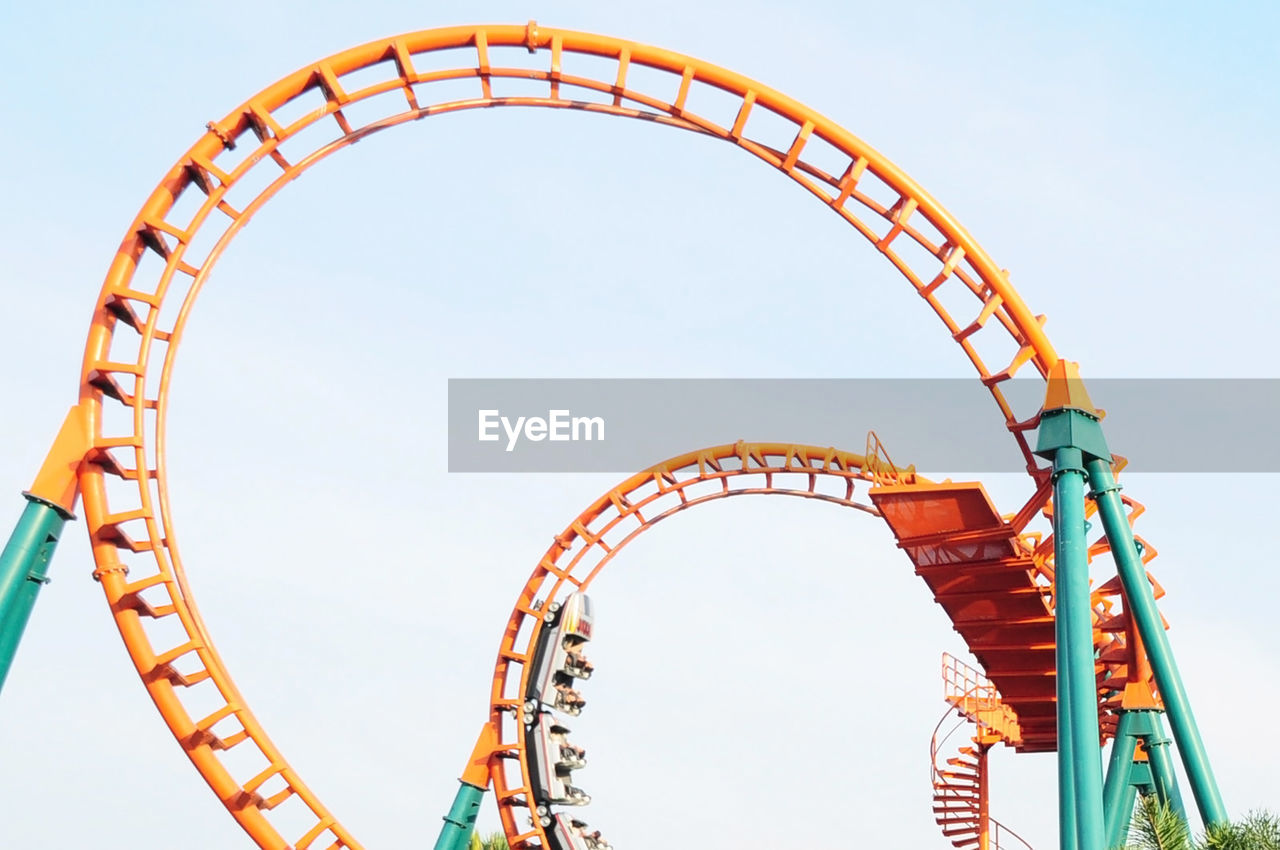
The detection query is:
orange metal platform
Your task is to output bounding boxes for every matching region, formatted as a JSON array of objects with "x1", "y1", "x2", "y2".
[{"x1": 872, "y1": 481, "x2": 1062, "y2": 752}]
